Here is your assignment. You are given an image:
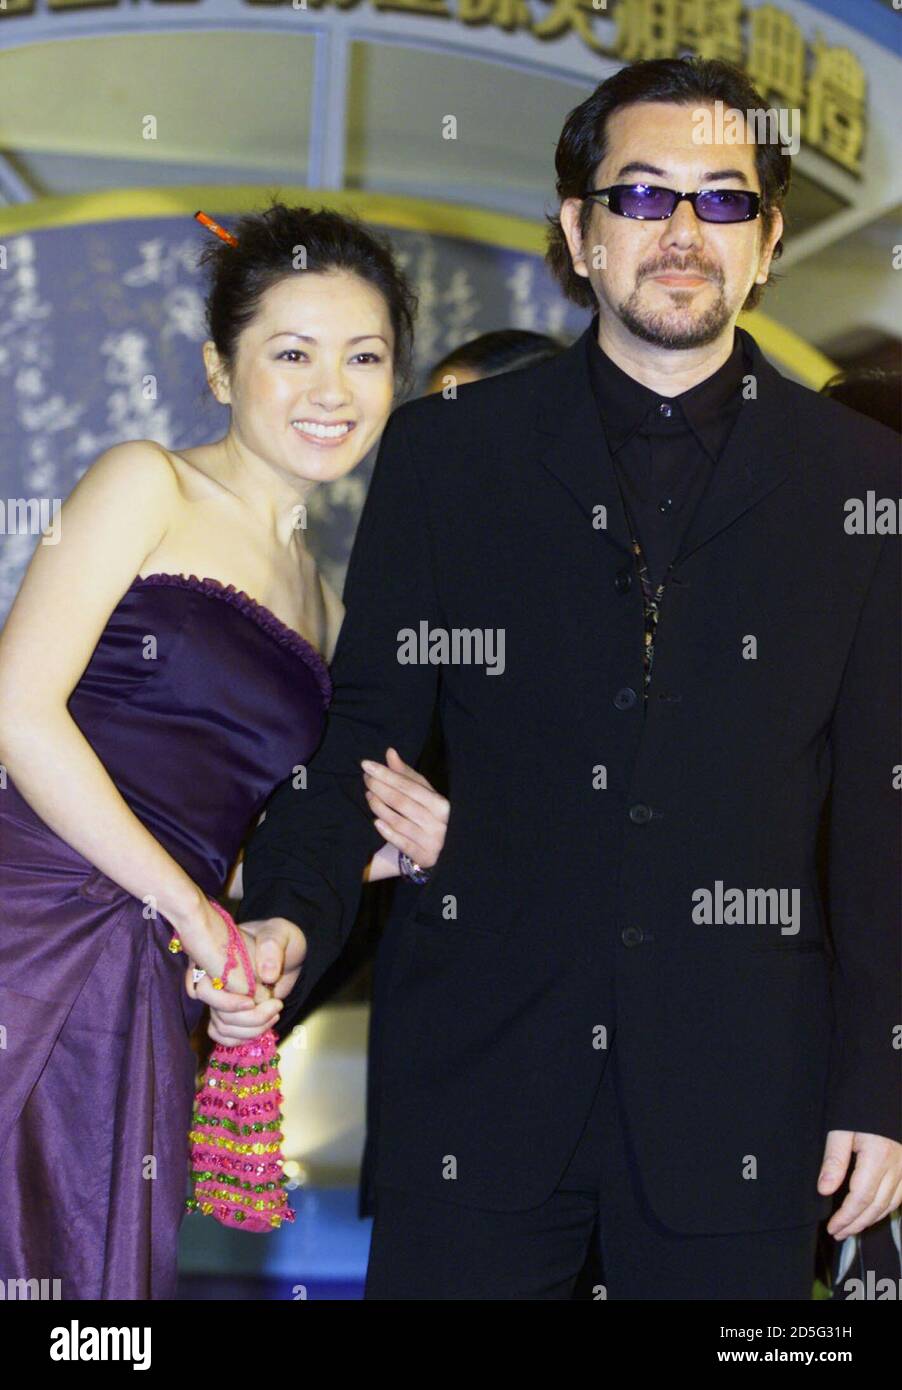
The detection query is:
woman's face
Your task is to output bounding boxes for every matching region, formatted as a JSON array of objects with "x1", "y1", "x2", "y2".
[{"x1": 210, "y1": 269, "x2": 396, "y2": 484}]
